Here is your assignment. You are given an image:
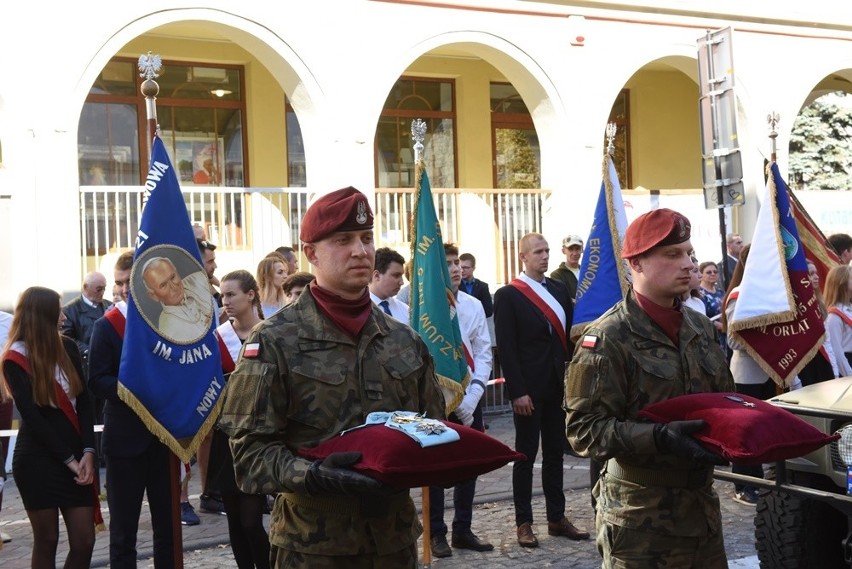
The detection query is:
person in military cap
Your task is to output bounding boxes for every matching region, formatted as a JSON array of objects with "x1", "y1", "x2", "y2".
[
  {"x1": 564, "y1": 208, "x2": 734, "y2": 568},
  {"x1": 550, "y1": 234, "x2": 584, "y2": 302},
  {"x1": 219, "y1": 186, "x2": 445, "y2": 569}
]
